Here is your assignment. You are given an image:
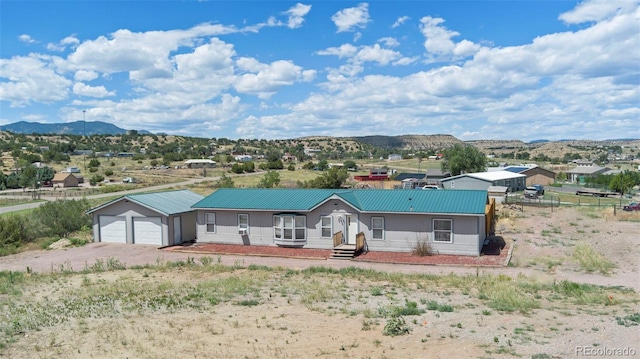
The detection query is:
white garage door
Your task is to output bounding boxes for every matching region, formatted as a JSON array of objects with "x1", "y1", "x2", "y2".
[
  {"x1": 99, "y1": 216, "x2": 127, "y2": 243},
  {"x1": 133, "y1": 217, "x2": 162, "y2": 245}
]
